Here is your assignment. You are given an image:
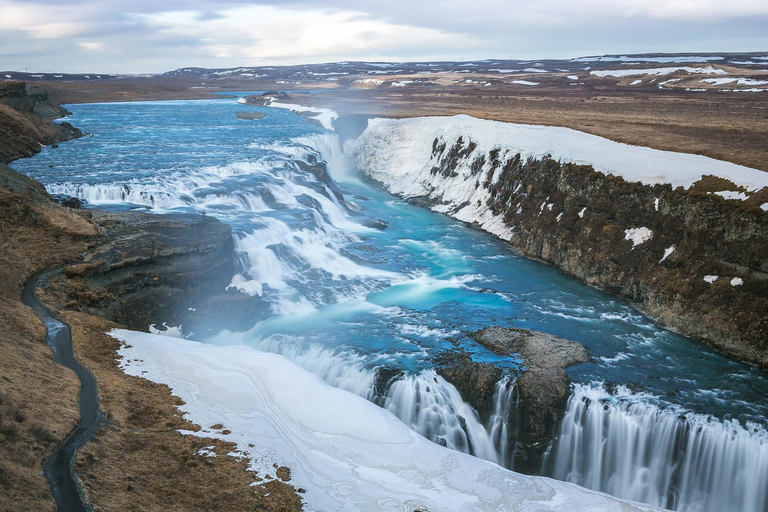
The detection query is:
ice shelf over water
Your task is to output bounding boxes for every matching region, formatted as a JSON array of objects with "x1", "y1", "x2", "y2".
[
  {"x1": 113, "y1": 329, "x2": 657, "y2": 512},
  {"x1": 353, "y1": 115, "x2": 768, "y2": 192}
]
